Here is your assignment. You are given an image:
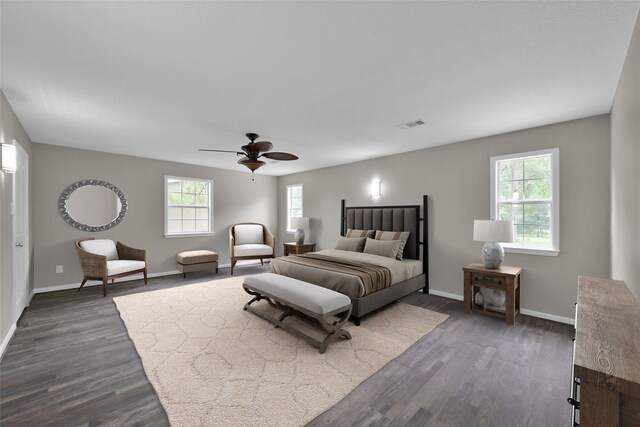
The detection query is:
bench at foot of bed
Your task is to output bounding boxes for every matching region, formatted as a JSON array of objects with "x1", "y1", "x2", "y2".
[{"x1": 243, "y1": 273, "x2": 352, "y2": 353}]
